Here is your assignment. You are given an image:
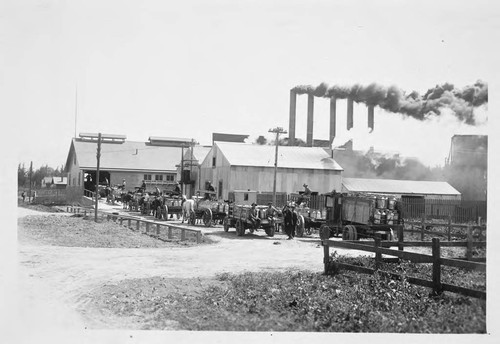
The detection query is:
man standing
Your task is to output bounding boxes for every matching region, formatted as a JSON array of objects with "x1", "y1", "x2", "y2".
[
  {"x1": 283, "y1": 202, "x2": 298, "y2": 240},
  {"x1": 122, "y1": 179, "x2": 126, "y2": 191}
]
